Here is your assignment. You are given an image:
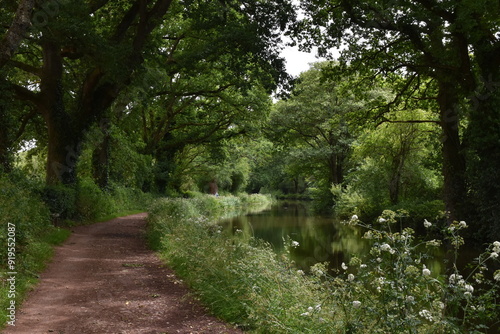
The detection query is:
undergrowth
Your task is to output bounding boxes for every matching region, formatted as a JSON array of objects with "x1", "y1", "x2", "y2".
[{"x1": 148, "y1": 197, "x2": 500, "y2": 333}]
